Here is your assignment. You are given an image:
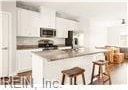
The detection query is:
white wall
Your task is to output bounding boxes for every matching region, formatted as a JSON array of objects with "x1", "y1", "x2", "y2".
[
  {"x1": 79, "y1": 17, "x2": 108, "y2": 48},
  {"x1": 89, "y1": 18, "x2": 108, "y2": 48},
  {"x1": 79, "y1": 18, "x2": 90, "y2": 47},
  {"x1": 0, "y1": 2, "x2": 2, "y2": 11},
  {"x1": 81, "y1": 17, "x2": 127, "y2": 48},
  {"x1": 2, "y1": 1, "x2": 17, "y2": 75}
]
